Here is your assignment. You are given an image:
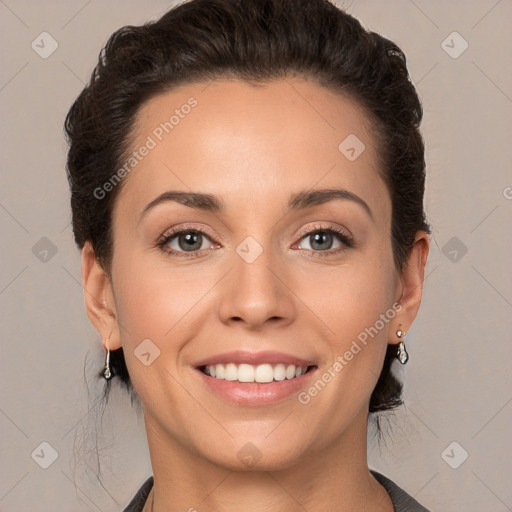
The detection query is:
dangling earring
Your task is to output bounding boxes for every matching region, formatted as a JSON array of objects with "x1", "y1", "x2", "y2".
[
  {"x1": 103, "y1": 332, "x2": 113, "y2": 380},
  {"x1": 396, "y1": 328, "x2": 409, "y2": 364}
]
